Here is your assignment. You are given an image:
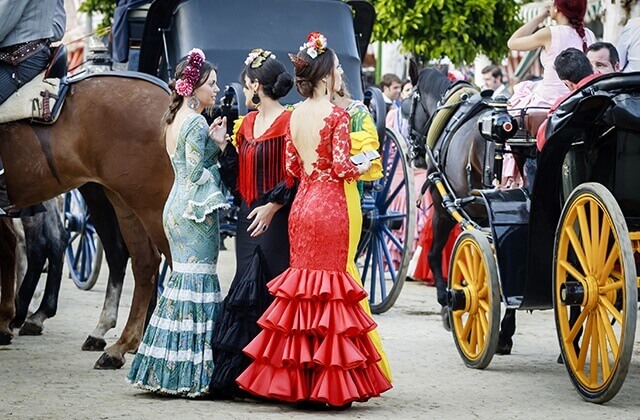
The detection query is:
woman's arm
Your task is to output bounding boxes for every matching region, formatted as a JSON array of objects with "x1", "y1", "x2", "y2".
[{"x1": 507, "y1": 6, "x2": 551, "y2": 52}]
